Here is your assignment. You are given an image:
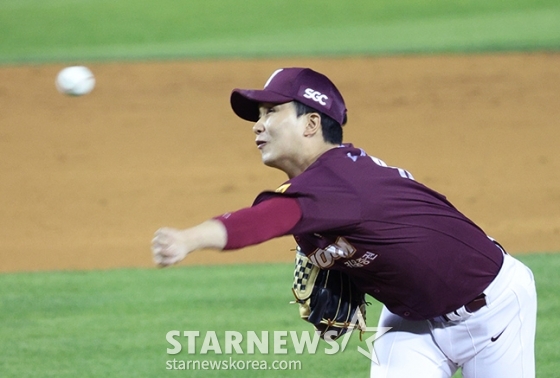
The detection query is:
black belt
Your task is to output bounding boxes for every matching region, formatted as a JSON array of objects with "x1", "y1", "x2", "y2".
[{"x1": 441, "y1": 293, "x2": 487, "y2": 322}]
